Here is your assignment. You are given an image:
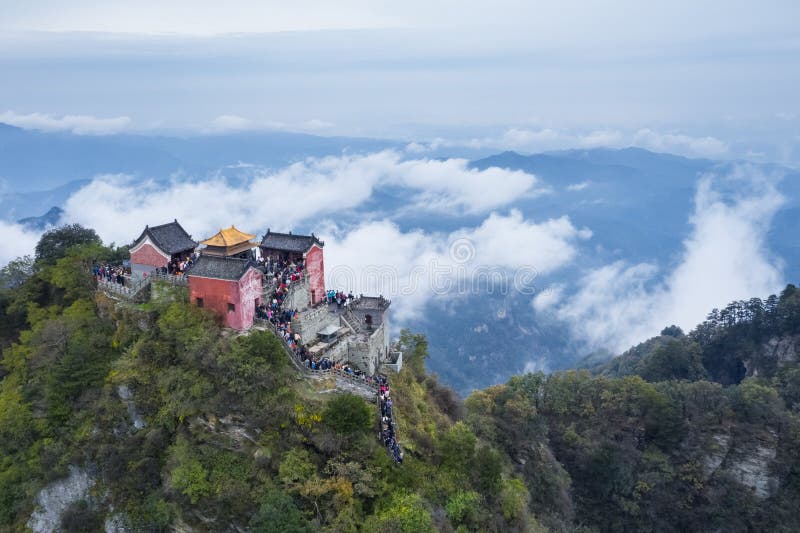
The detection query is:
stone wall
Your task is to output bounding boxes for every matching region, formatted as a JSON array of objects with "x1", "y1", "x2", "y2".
[
  {"x1": 284, "y1": 277, "x2": 310, "y2": 311},
  {"x1": 293, "y1": 305, "x2": 337, "y2": 343},
  {"x1": 347, "y1": 324, "x2": 387, "y2": 375},
  {"x1": 150, "y1": 280, "x2": 187, "y2": 304},
  {"x1": 324, "y1": 336, "x2": 350, "y2": 363}
]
